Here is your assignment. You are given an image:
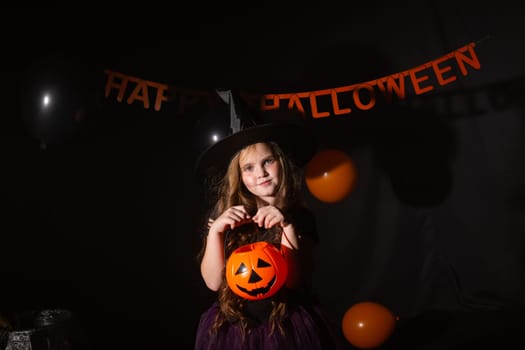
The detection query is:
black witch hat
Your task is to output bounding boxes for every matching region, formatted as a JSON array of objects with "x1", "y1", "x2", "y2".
[{"x1": 194, "y1": 90, "x2": 318, "y2": 180}]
